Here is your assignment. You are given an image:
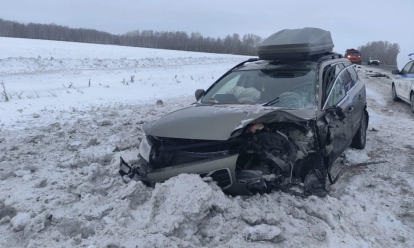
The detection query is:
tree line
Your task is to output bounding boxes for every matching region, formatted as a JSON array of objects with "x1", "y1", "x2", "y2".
[
  {"x1": 0, "y1": 18, "x2": 263, "y2": 56},
  {"x1": 357, "y1": 41, "x2": 400, "y2": 65}
]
